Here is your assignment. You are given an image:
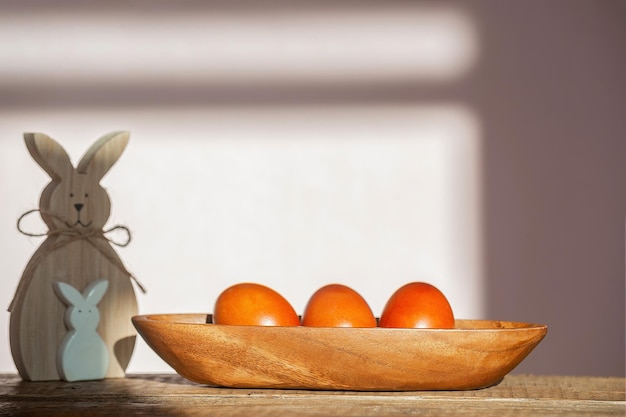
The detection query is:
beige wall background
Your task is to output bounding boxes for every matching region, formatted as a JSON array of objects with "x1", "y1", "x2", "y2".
[{"x1": 0, "y1": 0, "x2": 624, "y2": 377}]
